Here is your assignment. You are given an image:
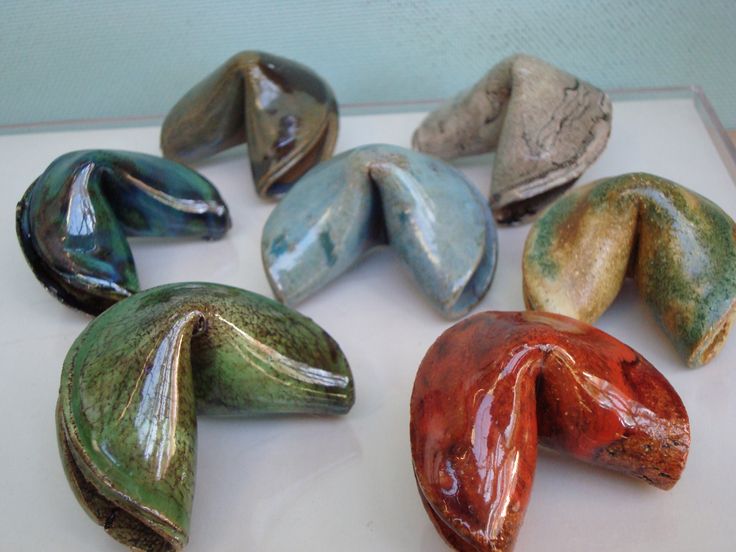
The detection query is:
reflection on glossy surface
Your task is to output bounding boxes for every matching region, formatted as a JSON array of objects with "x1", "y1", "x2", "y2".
[
  {"x1": 410, "y1": 311, "x2": 689, "y2": 551},
  {"x1": 161, "y1": 51, "x2": 338, "y2": 198},
  {"x1": 412, "y1": 54, "x2": 611, "y2": 224},
  {"x1": 523, "y1": 172, "x2": 736, "y2": 367},
  {"x1": 57, "y1": 283, "x2": 354, "y2": 551},
  {"x1": 16, "y1": 150, "x2": 230, "y2": 315},
  {"x1": 261, "y1": 144, "x2": 498, "y2": 319}
]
